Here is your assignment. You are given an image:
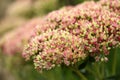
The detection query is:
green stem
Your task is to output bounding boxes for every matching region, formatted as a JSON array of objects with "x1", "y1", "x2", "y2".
[
  {"x1": 69, "y1": 66, "x2": 88, "y2": 80},
  {"x1": 101, "y1": 62, "x2": 105, "y2": 79},
  {"x1": 94, "y1": 63, "x2": 103, "y2": 80},
  {"x1": 112, "y1": 48, "x2": 117, "y2": 76},
  {"x1": 86, "y1": 67, "x2": 96, "y2": 77}
]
